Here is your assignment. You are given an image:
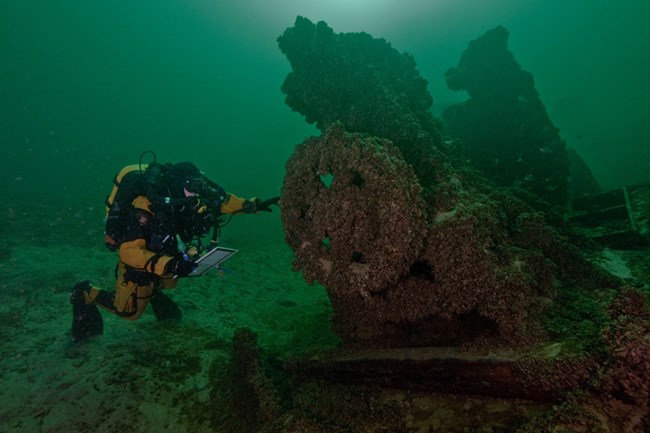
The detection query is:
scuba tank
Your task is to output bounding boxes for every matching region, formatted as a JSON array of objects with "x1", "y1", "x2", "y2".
[
  {"x1": 104, "y1": 151, "x2": 173, "y2": 251},
  {"x1": 104, "y1": 163, "x2": 149, "y2": 251},
  {"x1": 103, "y1": 151, "x2": 225, "y2": 252}
]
